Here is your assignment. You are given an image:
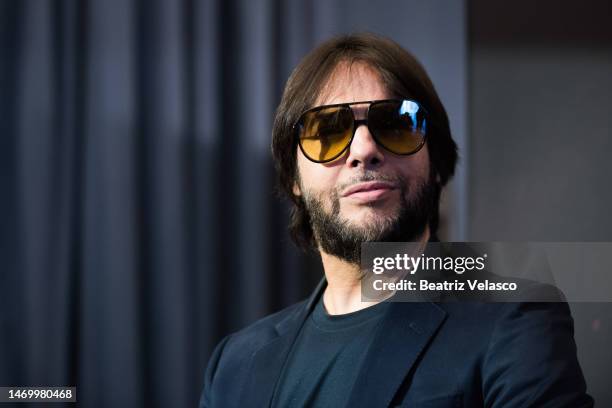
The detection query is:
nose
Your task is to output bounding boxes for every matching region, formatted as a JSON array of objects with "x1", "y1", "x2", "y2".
[{"x1": 345, "y1": 123, "x2": 384, "y2": 168}]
